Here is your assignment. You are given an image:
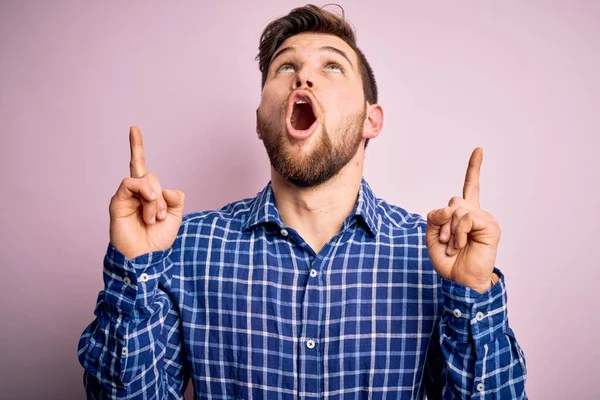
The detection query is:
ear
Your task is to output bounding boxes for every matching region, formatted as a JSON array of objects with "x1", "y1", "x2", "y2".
[
  {"x1": 255, "y1": 108, "x2": 262, "y2": 139},
  {"x1": 362, "y1": 103, "x2": 384, "y2": 140}
]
